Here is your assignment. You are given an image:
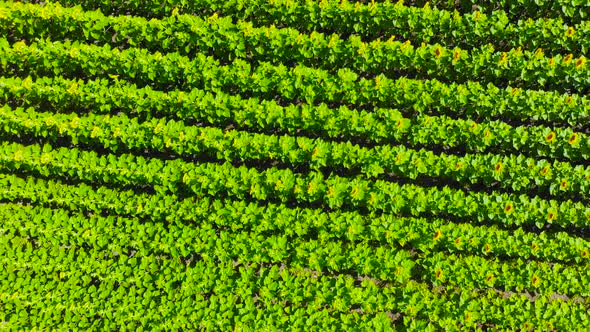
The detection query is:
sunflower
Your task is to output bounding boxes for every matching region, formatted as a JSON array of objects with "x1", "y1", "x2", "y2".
[
  {"x1": 494, "y1": 162, "x2": 503, "y2": 173},
  {"x1": 485, "y1": 274, "x2": 495, "y2": 284},
  {"x1": 533, "y1": 48, "x2": 543, "y2": 58},
  {"x1": 400, "y1": 40, "x2": 411, "y2": 51},
  {"x1": 504, "y1": 203, "x2": 514, "y2": 214},
  {"x1": 560, "y1": 180, "x2": 568, "y2": 190},
  {"x1": 547, "y1": 211, "x2": 557, "y2": 221},
  {"x1": 564, "y1": 53, "x2": 573, "y2": 64},
  {"x1": 350, "y1": 186, "x2": 359, "y2": 198},
  {"x1": 433, "y1": 229, "x2": 442, "y2": 241},
  {"x1": 453, "y1": 49, "x2": 461, "y2": 62},
  {"x1": 434, "y1": 46, "x2": 443, "y2": 58},
  {"x1": 576, "y1": 57, "x2": 587, "y2": 69},
  {"x1": 531, "y1": 243, "x2": 539, "y2": 251},
  {"x1": 484, "y1": 243, "x2": 492, "y2": 253},
  {"x1": 581, "y1": 249, "x2": 589, "y2": 259},
  {"x1": 523, "y1": 322, "x2": 533, "y2": 331},
  {"x1": 498, "y1": 52, "x2": 508, "y2": 65},
  {"x1": 545, "y1": 131, "x2": 556, "y2": 143},
  {"x1": 540, "y1": 166, "x2": 550, "y2": 176},
  {"x1": 435, "y1": 268, "x2": 444, "y2": 280},
  {"x1": 531, "y1": 275, "x2": 541, "y2": 287},
  {"x1": 565, "y1": 26, "x2": 575, "y2": 38}
]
